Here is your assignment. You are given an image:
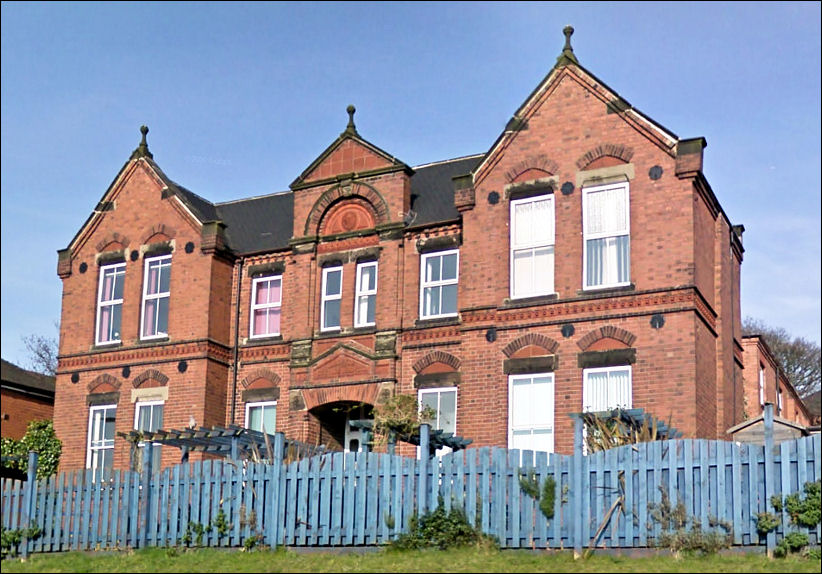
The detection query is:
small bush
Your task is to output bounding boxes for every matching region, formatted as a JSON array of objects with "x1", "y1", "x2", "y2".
[
  {"x1": 391, "y1": 500, "x2": 497, "y2": 551},
  {"x1": 774, "y1": 531, "x2": 809, "y2": 558}
]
